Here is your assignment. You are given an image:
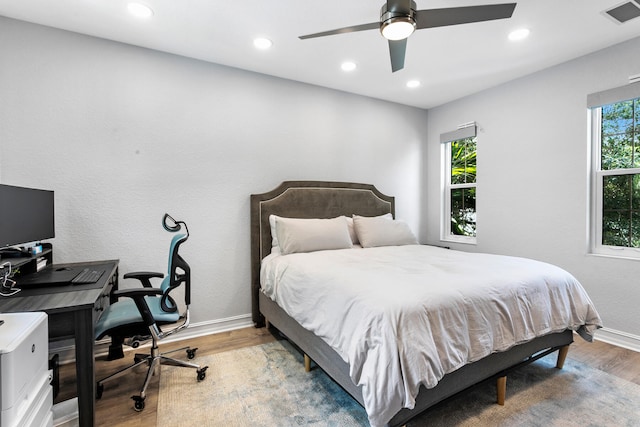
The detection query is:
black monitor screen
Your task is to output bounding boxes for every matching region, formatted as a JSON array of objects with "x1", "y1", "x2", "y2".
[{"x1": 0, "y1": 184, "x2": 55, "y2": 248}]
